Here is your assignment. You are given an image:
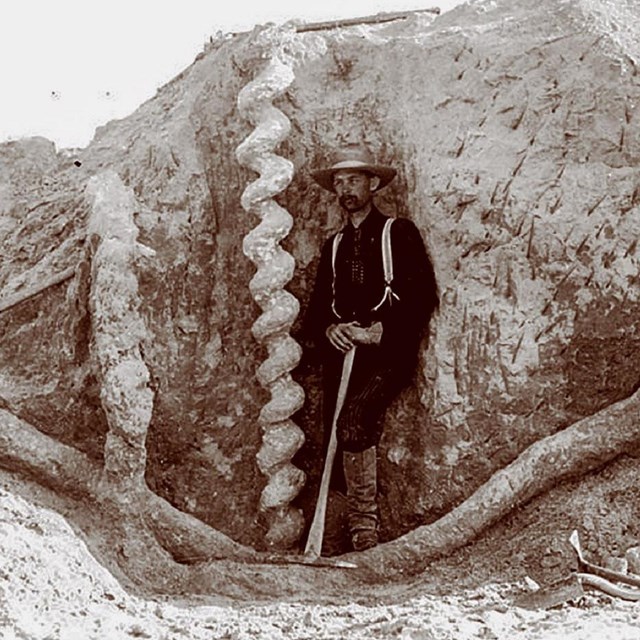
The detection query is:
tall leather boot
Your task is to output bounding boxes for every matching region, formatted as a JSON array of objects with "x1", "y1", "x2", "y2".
[{"x1": 342, "y1": 446, "x2": 378, "y2": 551}]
